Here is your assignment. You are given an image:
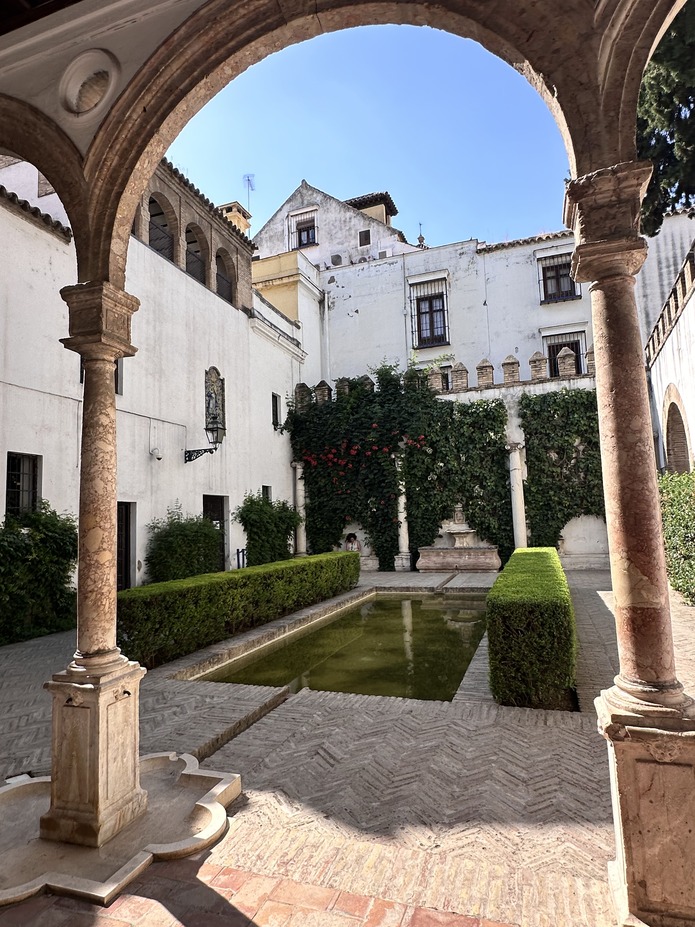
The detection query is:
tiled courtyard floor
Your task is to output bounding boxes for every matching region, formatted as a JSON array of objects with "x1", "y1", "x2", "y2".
[{"x1": 0, "y1": 570, "x2": 694, "y2": 926}]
